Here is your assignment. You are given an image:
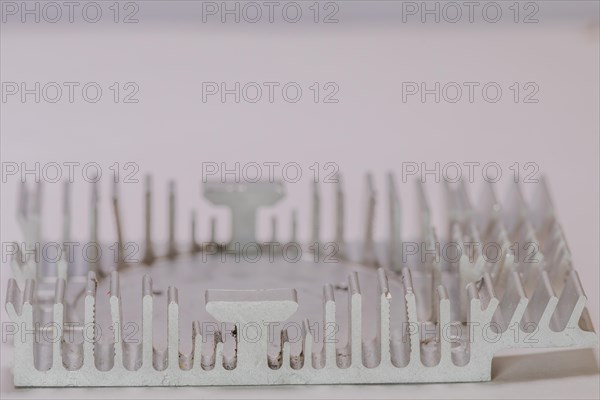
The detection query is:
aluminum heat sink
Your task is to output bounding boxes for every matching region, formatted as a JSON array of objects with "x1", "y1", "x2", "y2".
[{"x1": 4, "y1": 174, "x2": 597, "y2": 386}]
